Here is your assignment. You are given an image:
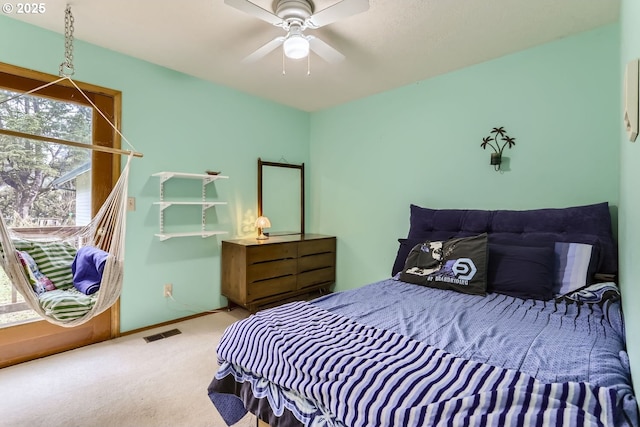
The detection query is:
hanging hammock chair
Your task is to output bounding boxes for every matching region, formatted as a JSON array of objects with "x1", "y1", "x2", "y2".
[
  {"x1": 0, "y1": 73, "x2": 142, "y2": 327},
  {"x1": 0, "y1": 155, "x2": 132, "y2": 327}
]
